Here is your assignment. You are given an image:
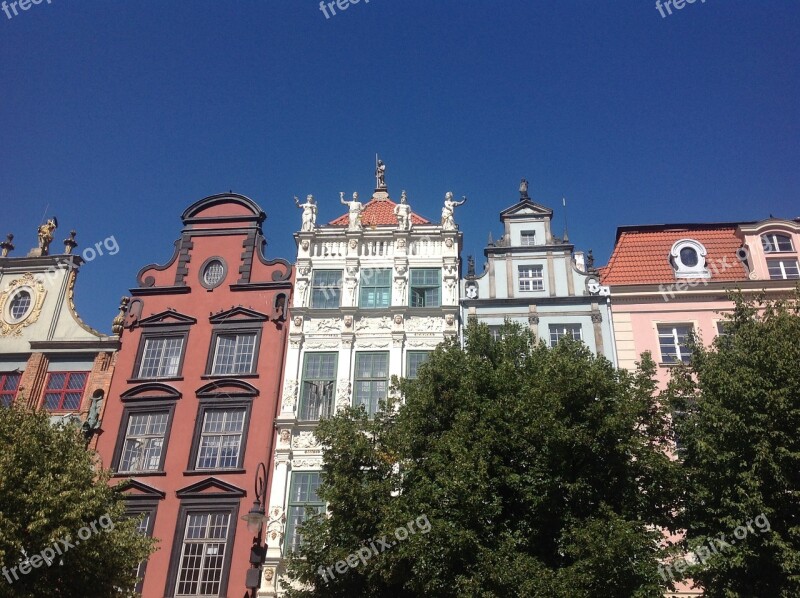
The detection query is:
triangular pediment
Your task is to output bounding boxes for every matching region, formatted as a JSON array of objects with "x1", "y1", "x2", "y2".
[
  {"x1": 176, "y1": 477, "x2": 246, "y2": 499},
  {"x1": 121, "y1": 382, "x2": 181, "y2": 402},
  {"x1": 209, "y1": 306, "x2": 269, "y2": 324},
  {"x1": 116, "y1": 479, "x2": 166, "y2": 500},
  {"x1": 138, "y1": 309, "x2": 197, "y2": 327},
  {"x1": 196, "y1": 379, "x2": 259, "y2": 399},
  {"x1": 499, "y1": 198, "x2": 553, "y2": 219}
]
